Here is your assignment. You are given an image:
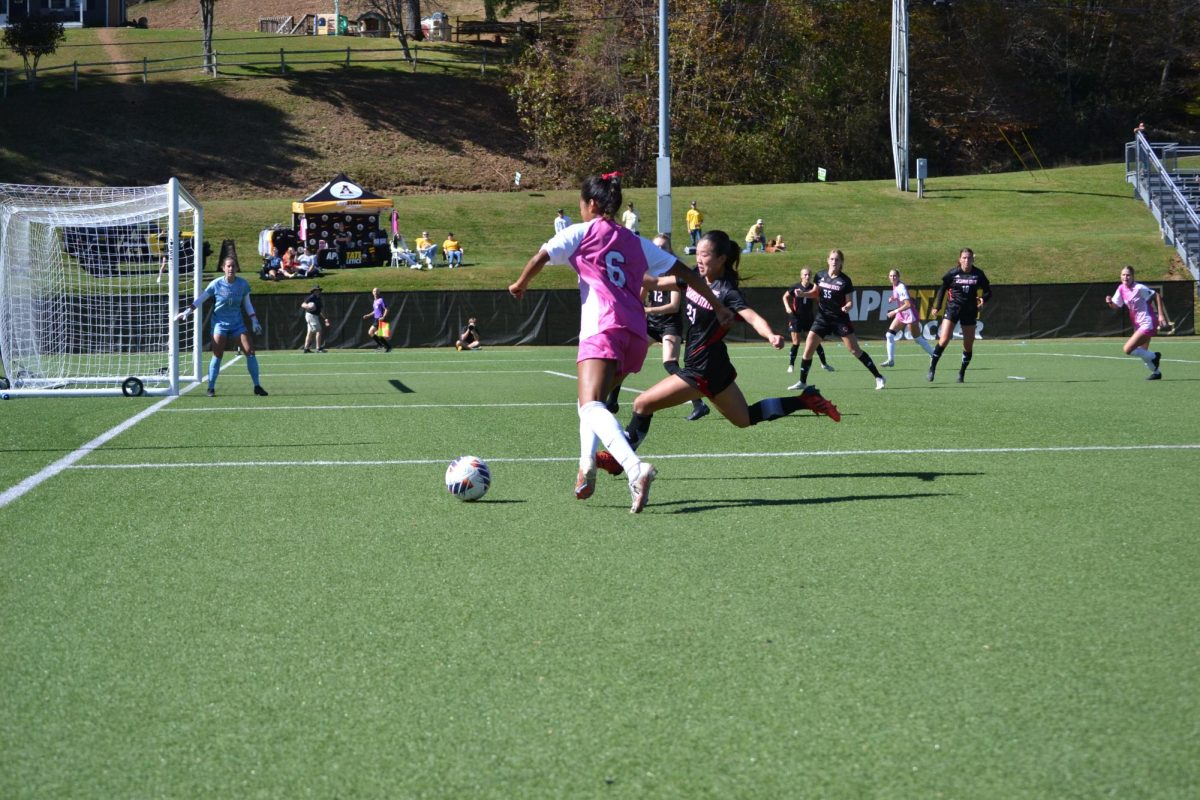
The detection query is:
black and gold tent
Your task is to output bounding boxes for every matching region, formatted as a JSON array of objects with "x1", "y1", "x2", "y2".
[{"x1": 292, "y1": 174, "x2": 394, "y2": 267}]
